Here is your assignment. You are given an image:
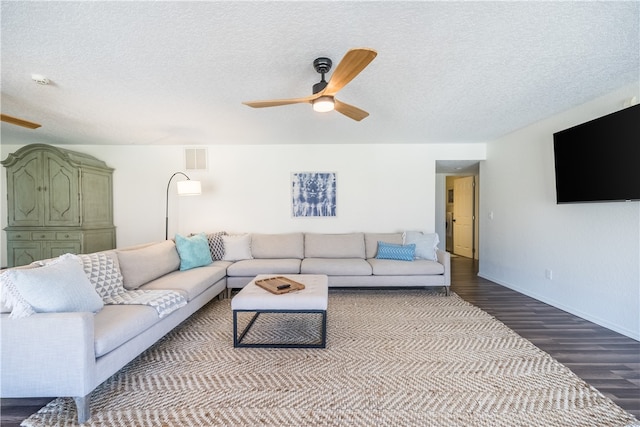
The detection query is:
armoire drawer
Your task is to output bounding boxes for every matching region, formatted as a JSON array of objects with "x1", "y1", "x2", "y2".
[
  {"x1": 6, "y1": 231, "x2": 31, "y2": 241},
  {"x1": 31, "y1": 232, "x2": 57, "y2": 241},
  {"x1": 56, "y1": 232, "x2": 81, "y2": 240}
]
